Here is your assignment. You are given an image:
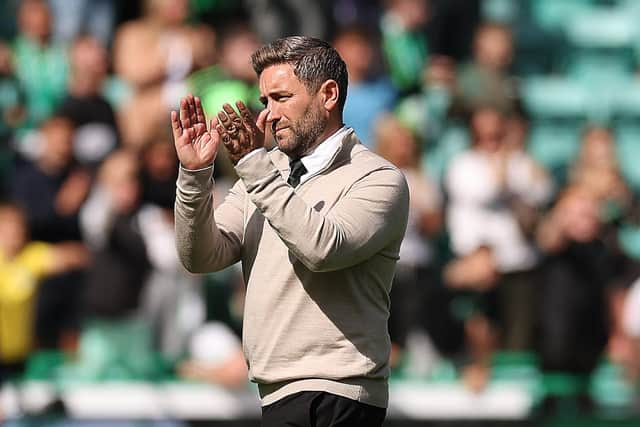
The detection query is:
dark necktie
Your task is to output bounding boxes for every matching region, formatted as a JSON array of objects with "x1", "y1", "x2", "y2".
[{"x1": 287, "y1": 158, "x2": 307, "y2": 188}]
